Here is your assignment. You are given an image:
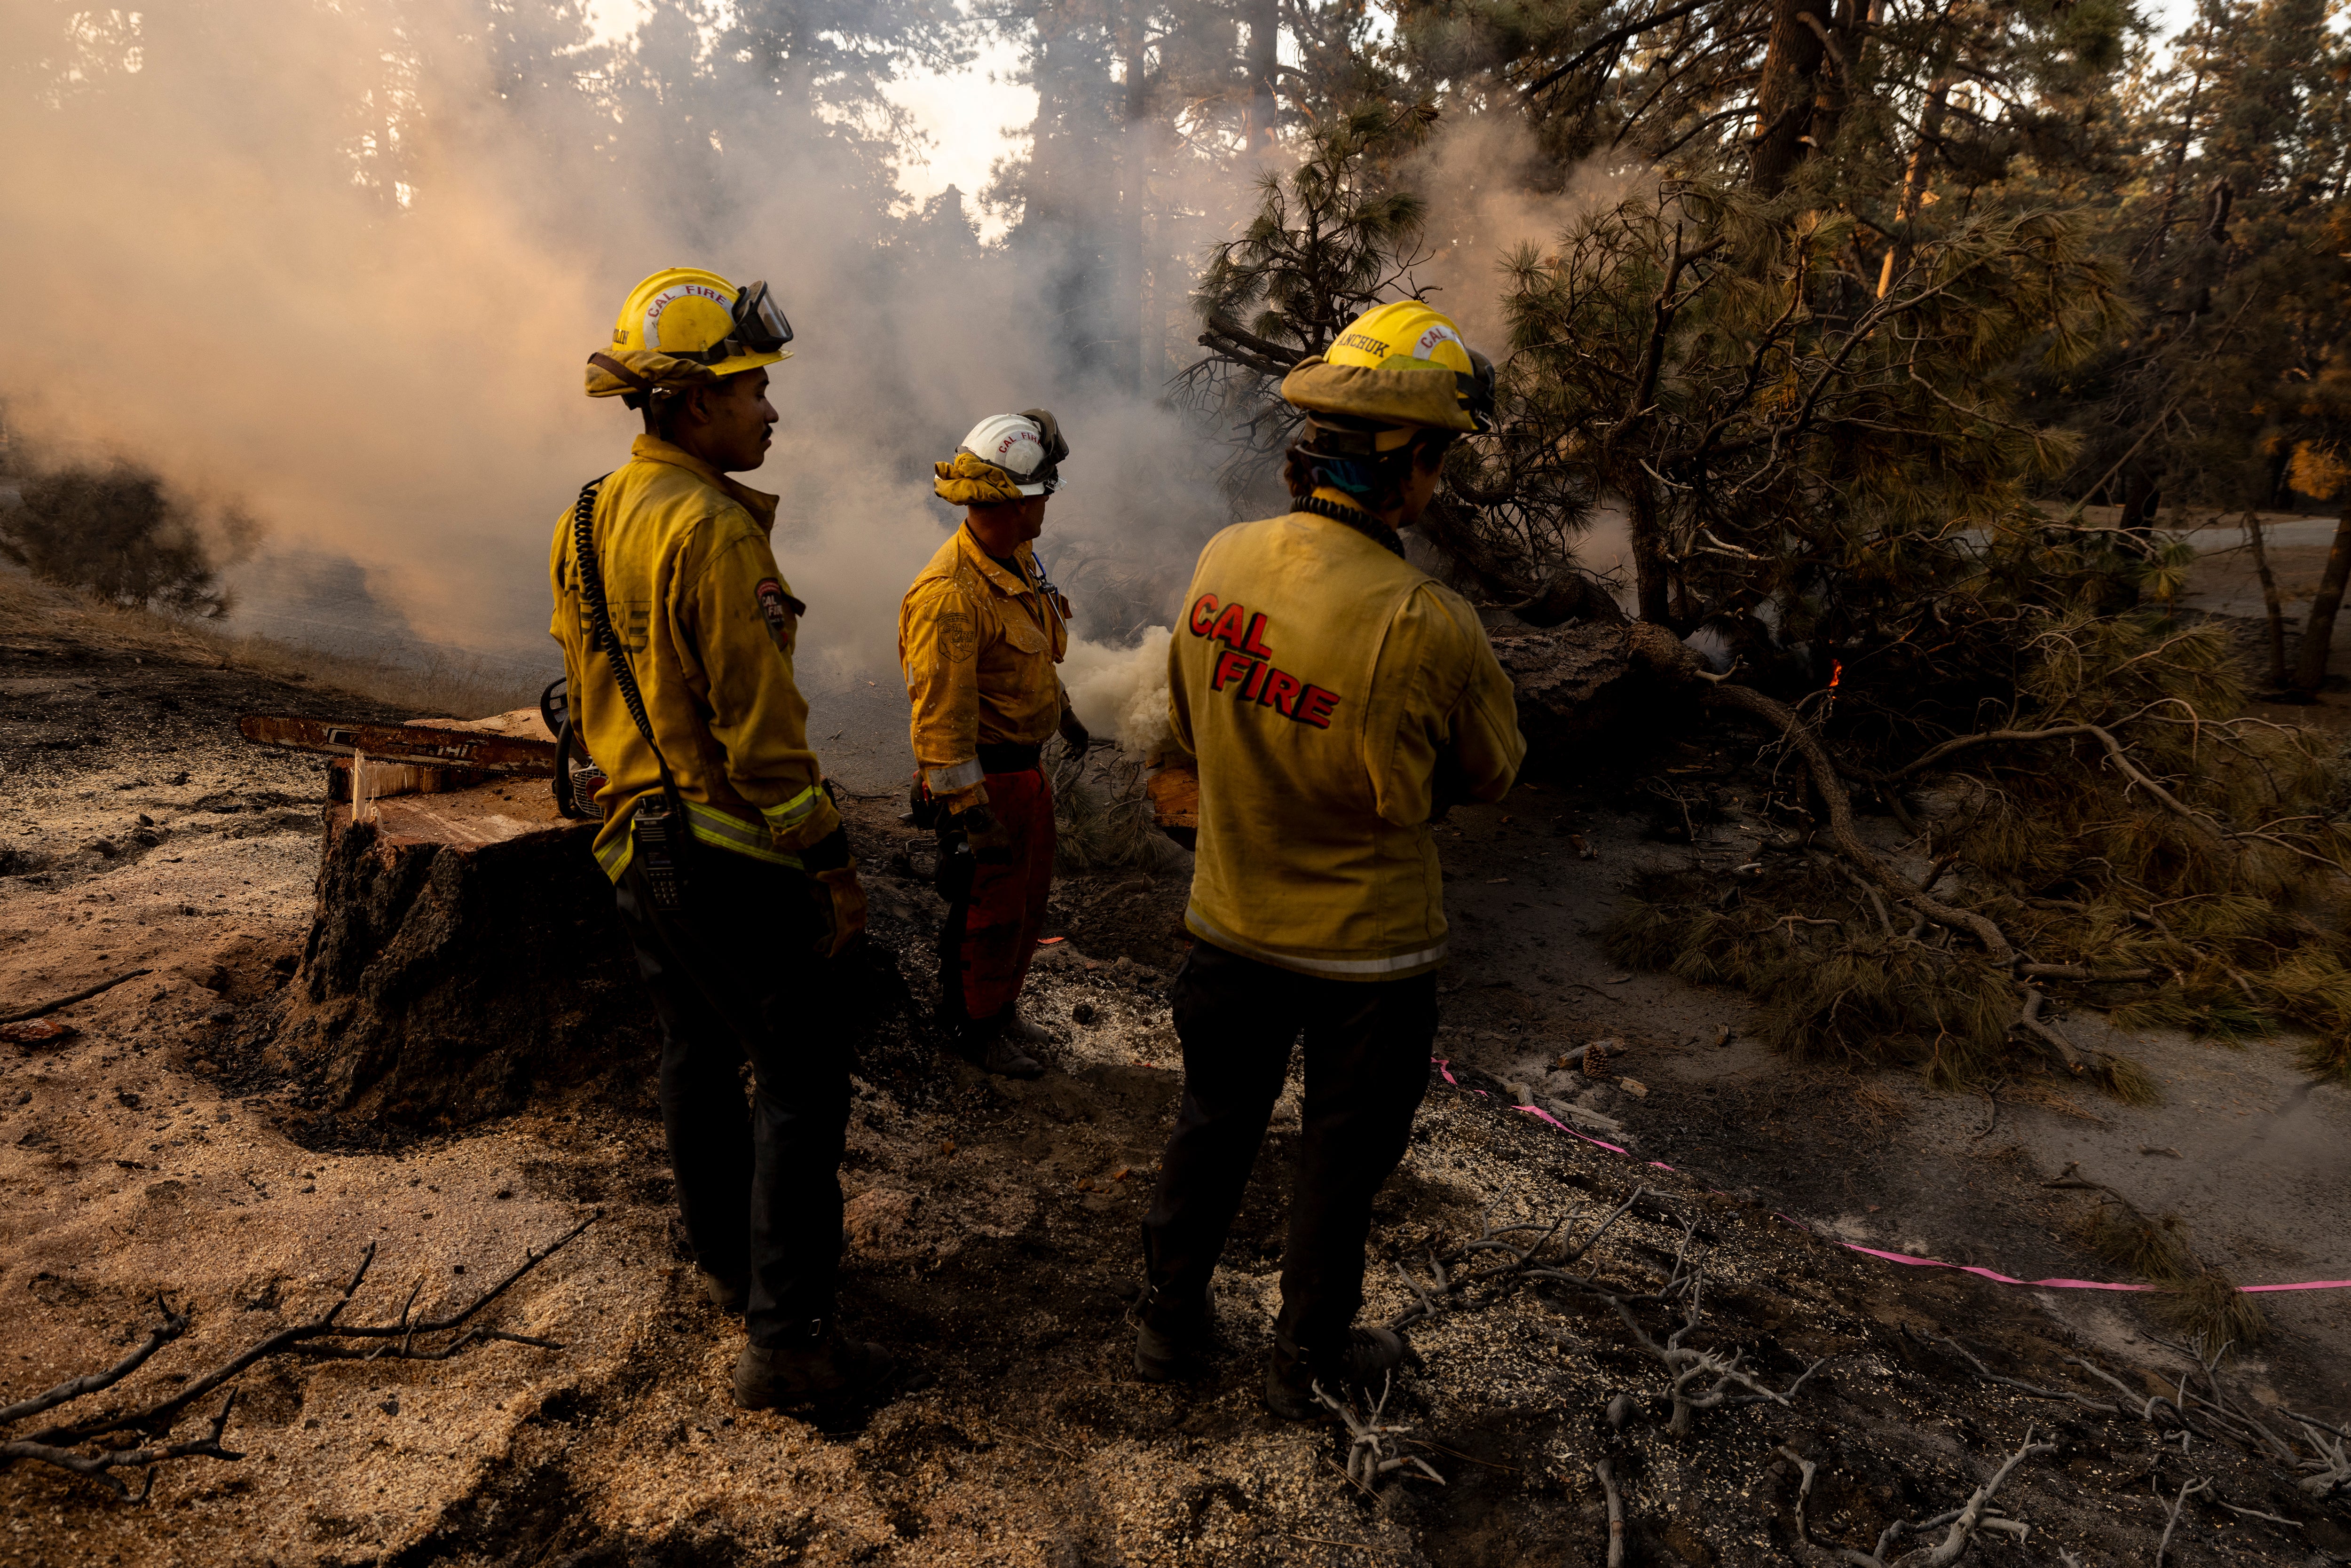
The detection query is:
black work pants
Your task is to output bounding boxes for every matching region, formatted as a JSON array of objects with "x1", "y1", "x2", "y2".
[
  {"x1": 613, "y1": 848, "x2": 851, "y2": 1348},
  {"x1": 1141, "y1": 939, "x2": 1438, "y2": 1352}
]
